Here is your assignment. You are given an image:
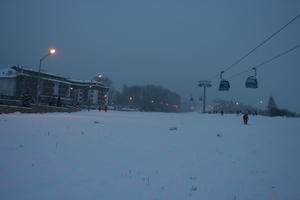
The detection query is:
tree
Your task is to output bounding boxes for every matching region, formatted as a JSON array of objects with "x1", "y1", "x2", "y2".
[
  {"x1": 266, "y1": 96, "x2": 297, "y2": 117},
  {"x1": 114, "y1": 84, "x2": 181, "y2": 112},
  {"x1": 267, "y1": 96, "x2": 277, "y2": 111},
  {"x1": 267, "y1": 96, "x2": 278, "y2": 116},
  {"x1": 21, "y1": 88, "x2": 33, "y2": 107}
]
